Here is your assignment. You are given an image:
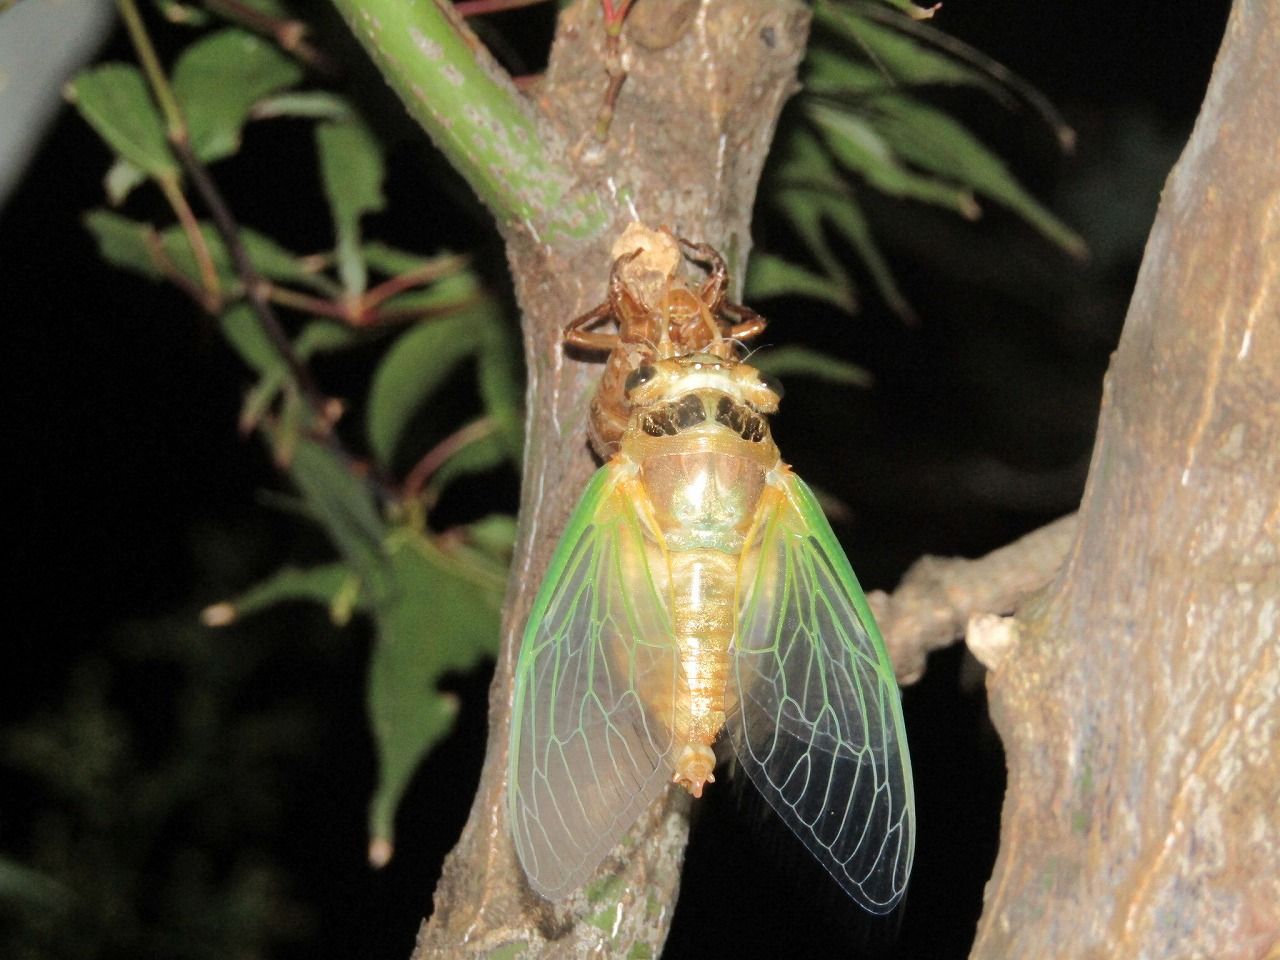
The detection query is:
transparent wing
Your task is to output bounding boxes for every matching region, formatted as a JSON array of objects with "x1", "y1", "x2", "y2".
[
  {"x1": 728, "y1": 472, "x2": 915, "y2": 913},
  {"x1": 508, "y1": 466, "x2": 677, "y2": 900}
]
